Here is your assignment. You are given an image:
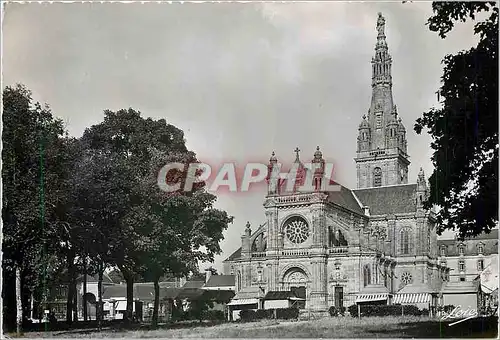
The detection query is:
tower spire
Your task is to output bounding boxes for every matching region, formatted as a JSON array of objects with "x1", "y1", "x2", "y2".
[
  {"x1": 354, "y1": 12, "x2": 410, "y2": 189},
  {"x1": 372, "y1": 12, "x2": 392, "y2": 87}
]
